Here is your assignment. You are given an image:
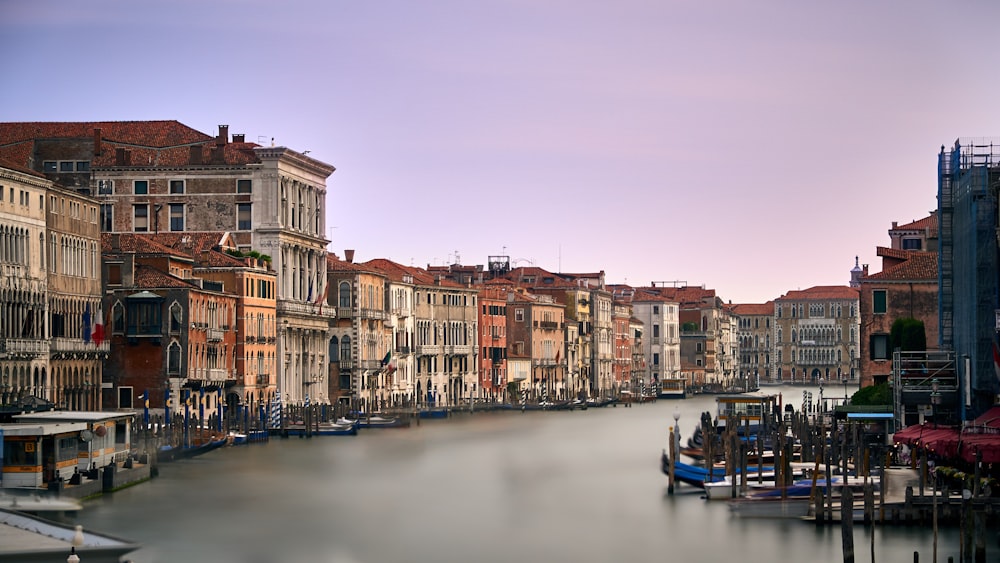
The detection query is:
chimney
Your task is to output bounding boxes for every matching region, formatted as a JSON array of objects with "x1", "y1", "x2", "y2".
[
  {"x1": 93, "y1": 128, "x2": 102, "y2": 156},
  {"x1": 189, "y1": 145, "x2": 202, "y2": 165},
  {"x1": 891, "y1": 221, "x2": 898, "y2": 229},
  {"x1": 344, "y1": 249, "x2": 355, "y2": 263},
  {"x1": 232, "y1": 133, "x2": 245, "y2": 143},
  {"x1": 115, "y1": 148, "x2": 126, "y2": 166},
  {"x1": 217, "y1": 124, "x2": 229, "y2": 146}
]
